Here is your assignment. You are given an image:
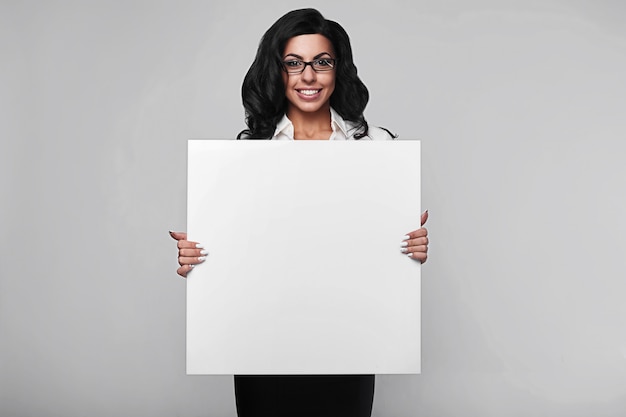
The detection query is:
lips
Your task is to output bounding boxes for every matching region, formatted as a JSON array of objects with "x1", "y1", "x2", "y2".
[{"x1": 295, "y1": 89, "x2": 322, "y2": 100}]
